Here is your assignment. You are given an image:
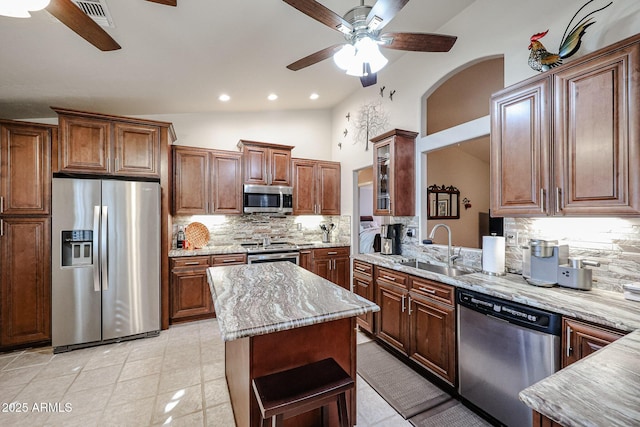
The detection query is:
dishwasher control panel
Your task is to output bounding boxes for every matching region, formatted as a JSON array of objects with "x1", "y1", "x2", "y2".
[{"x1": 458, "y1": 290, "x2": 561, "y2": 335}]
